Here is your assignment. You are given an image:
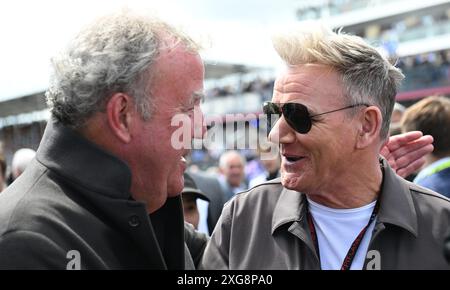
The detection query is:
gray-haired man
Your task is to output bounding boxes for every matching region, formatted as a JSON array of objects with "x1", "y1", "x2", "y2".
[{"x1": 0, "y1": 11, "x2": 207, "y2": 269}]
